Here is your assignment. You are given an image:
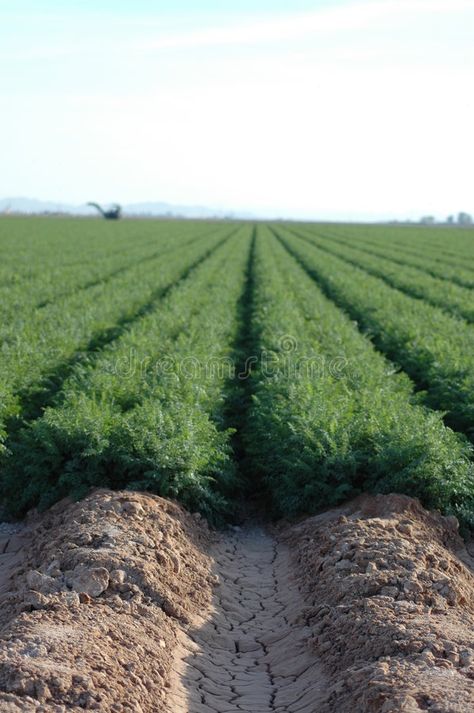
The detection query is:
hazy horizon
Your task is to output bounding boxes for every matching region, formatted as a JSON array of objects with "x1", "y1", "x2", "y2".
[
  {"x1": 1, "y1": 0, "x2": 473, "y2": 221},
  {"x1": 1, "y1": 195, "x2": 471, "y2": 224}
]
